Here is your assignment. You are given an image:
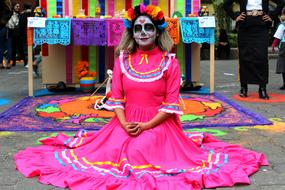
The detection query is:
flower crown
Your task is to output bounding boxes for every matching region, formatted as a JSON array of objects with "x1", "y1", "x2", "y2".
[{"x1": 124, "y1": 4, "x2": 167, "y2": 31}]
